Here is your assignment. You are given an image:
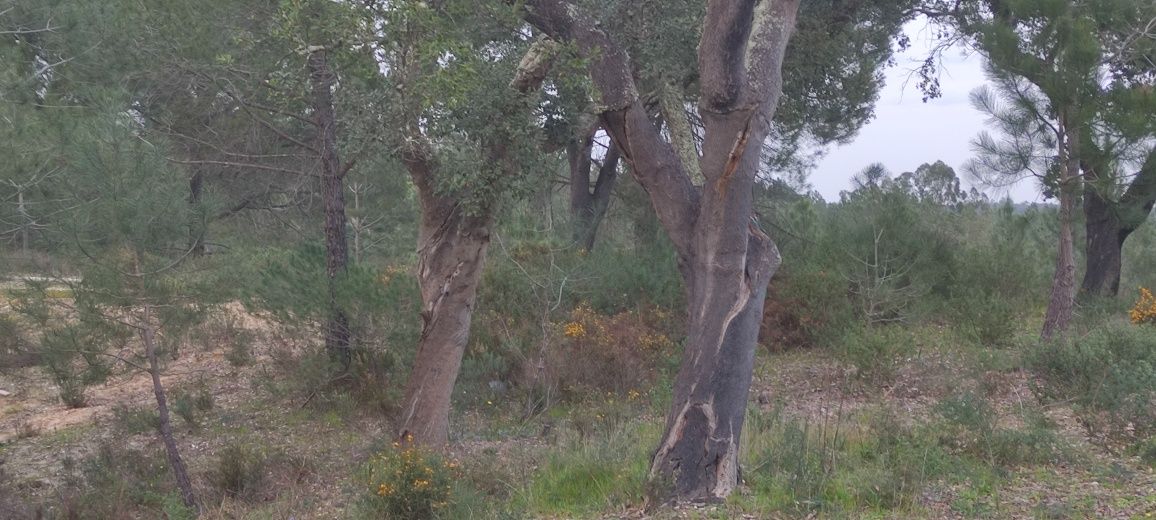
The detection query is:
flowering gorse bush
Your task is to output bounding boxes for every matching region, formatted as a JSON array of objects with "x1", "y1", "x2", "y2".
[
  {"x1": 540, "y1": 303, "x2": 678, "y2": 400},
  {"x1": 362, "y1": 436, "x2": 460, "y2": 519},
  {"x1": 1130, "y1": 287, "x2": 1156, "y2": 325}
]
